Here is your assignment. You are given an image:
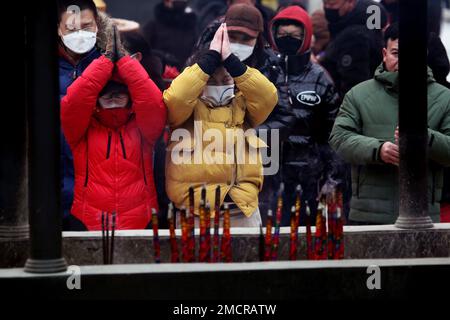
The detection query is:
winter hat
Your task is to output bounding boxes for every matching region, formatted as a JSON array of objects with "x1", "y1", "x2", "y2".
[{"x1": 225, "y1": 3, "x2": 264, "y2": 38}]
